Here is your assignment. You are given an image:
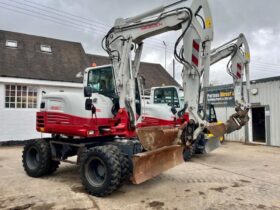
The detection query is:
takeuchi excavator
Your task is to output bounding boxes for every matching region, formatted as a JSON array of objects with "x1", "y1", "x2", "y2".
[
  {"x1": 140, "y1": 33, "x2": 250, "y2": 126},
  {"x1": 22, "y1": 0, "x2": 251, "y2": 197},
  {"x1": 140, "y1": 33, "x2": 250, "y2": 155}
]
